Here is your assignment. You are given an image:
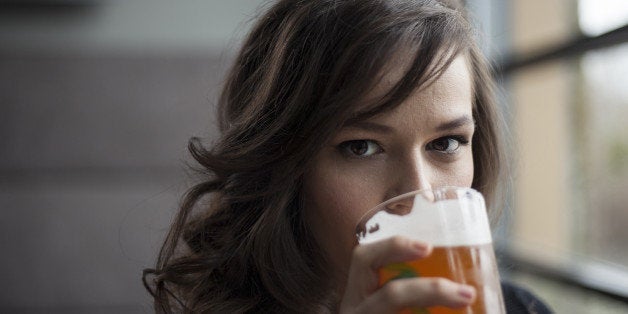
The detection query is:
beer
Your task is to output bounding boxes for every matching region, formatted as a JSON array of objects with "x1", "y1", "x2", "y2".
[
  {"x1": 356, "y1": 187, "x2": 505, "y2": 314},
  {"x1": 379, "y1": 244, "x2": 502, "y2": 314}
]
